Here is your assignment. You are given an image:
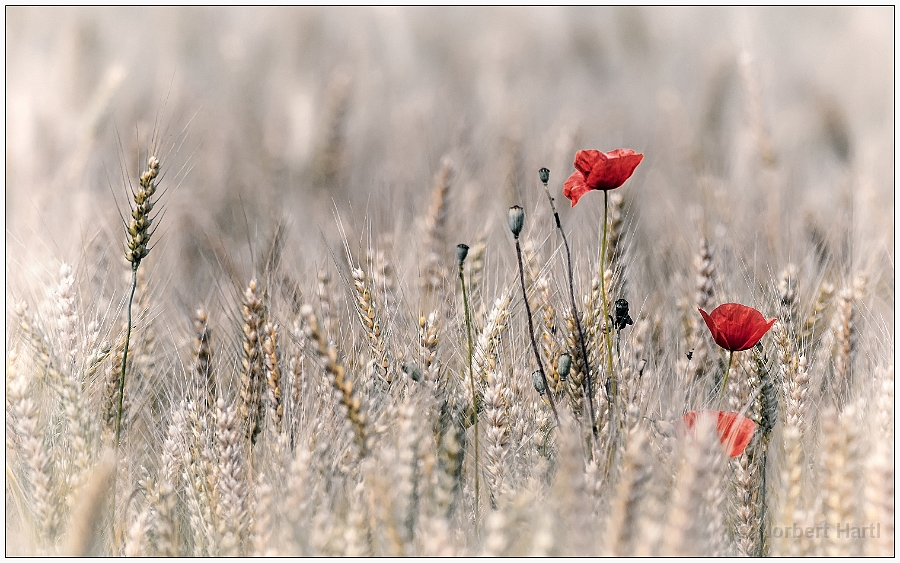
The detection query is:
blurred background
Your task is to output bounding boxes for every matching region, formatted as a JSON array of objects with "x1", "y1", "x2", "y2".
[{"x1": 6, "y1": 6, "x2": 893, "y2": 308}]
